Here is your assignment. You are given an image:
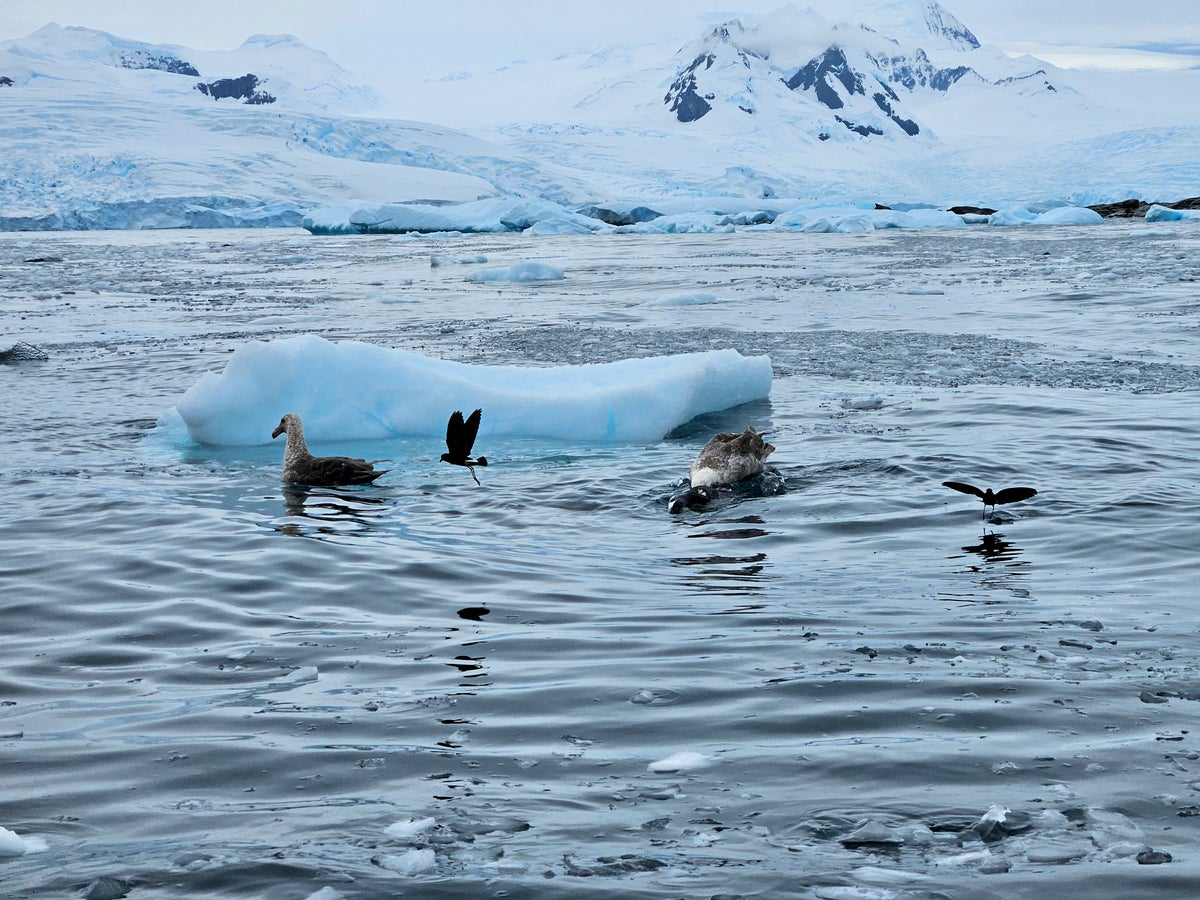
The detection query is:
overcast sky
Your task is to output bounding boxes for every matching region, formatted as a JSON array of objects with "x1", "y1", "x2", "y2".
[{"x1": 5, "y1": 1, "x2": 1200, "y2": 100}]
